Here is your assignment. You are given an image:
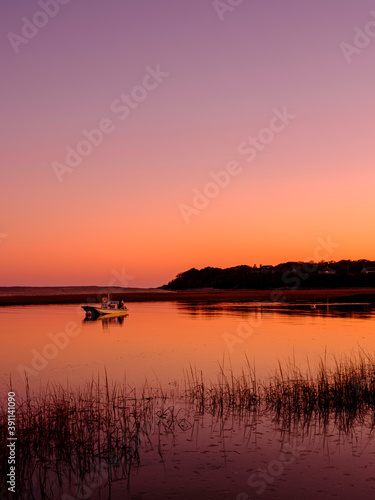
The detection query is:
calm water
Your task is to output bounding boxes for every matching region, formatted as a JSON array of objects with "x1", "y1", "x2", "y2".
[
  {"x1": 1, "y1": 301, "x2": 374, "y2": 392},
  {"x1": 1, "y1": 301, "x2": 375, "y2": 499}
]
